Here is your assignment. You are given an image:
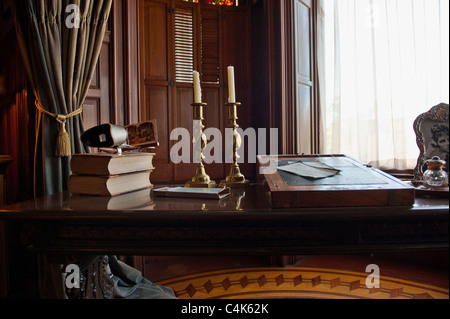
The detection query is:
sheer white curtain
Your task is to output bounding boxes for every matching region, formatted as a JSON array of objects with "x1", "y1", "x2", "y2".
[{"x1": 318, "y1": 0, "x2": 449, "y2": 170}]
